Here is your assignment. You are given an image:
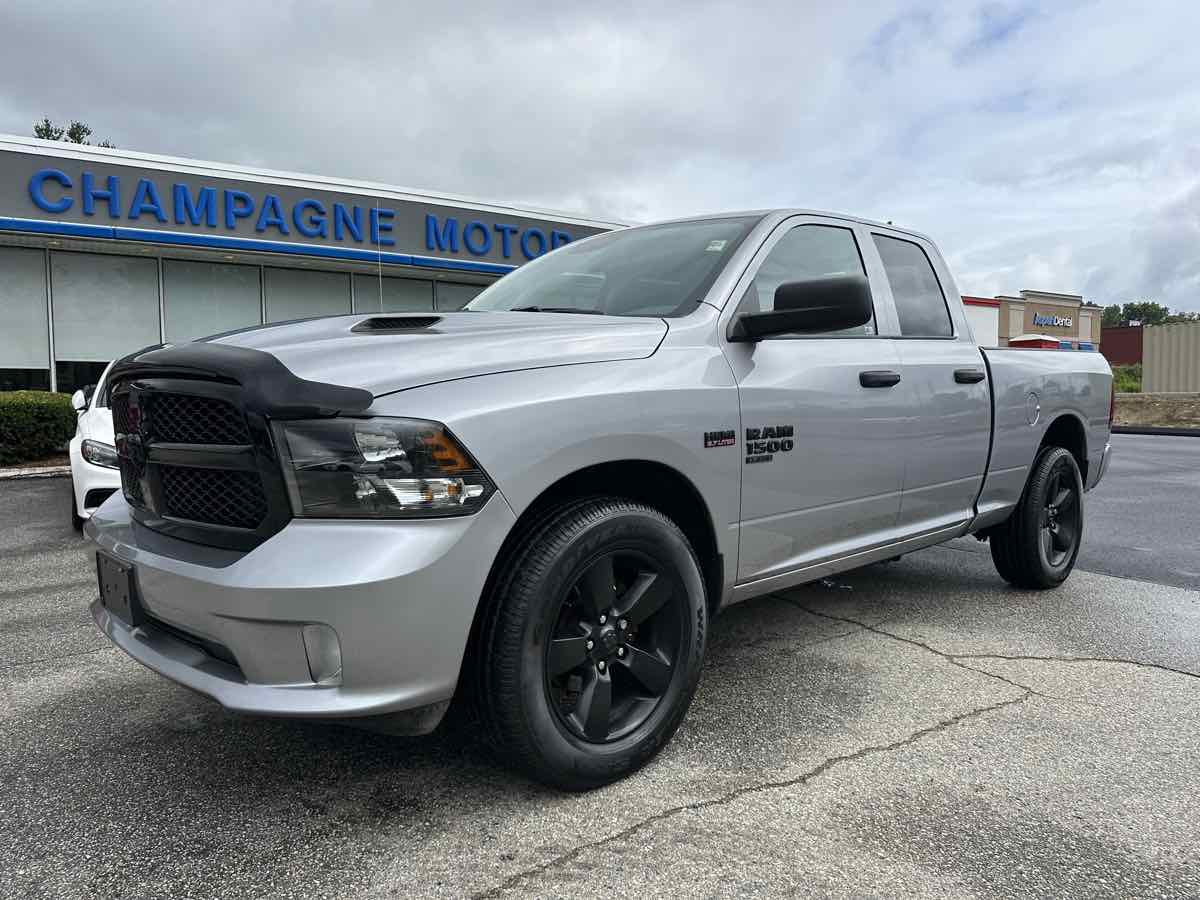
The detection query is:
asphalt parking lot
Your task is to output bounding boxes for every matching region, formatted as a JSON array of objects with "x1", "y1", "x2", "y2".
[{"x1": 2, "y1": 434, "x2": 1198, "y2": 899}]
